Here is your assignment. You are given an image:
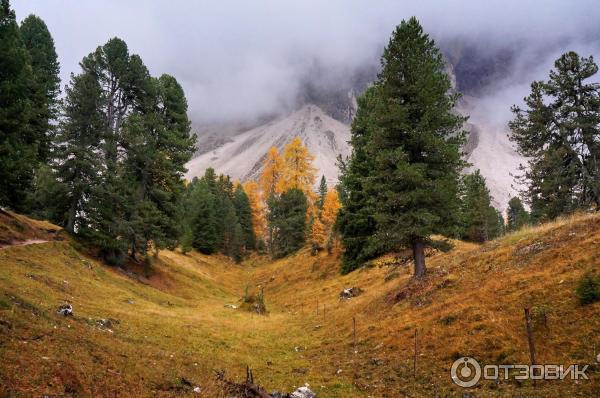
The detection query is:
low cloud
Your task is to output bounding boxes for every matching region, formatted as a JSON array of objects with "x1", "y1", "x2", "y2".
[{"x1": 13, "y1": 0, "x2": 600, "y2": 128}]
